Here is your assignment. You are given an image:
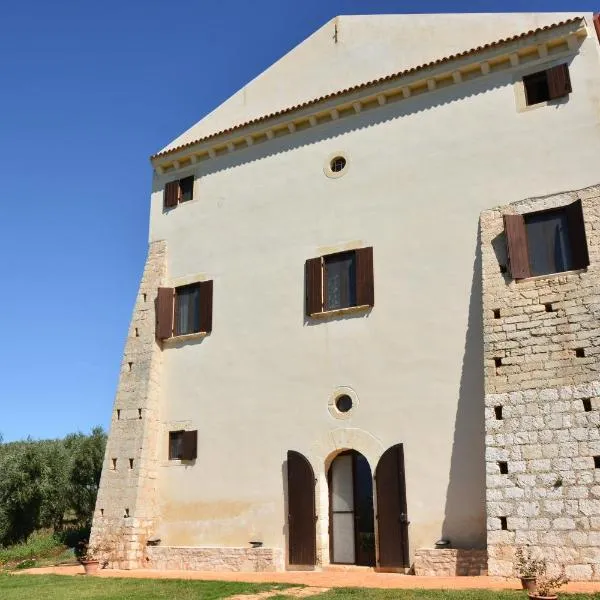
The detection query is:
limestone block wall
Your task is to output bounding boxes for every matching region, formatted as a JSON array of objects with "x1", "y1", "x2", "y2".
[
  {"x1": 90, "y1": 240, "x2": 167, "y2": 569},
  {"x1": 413, "y1": 549, "x2": 488, "y2": 576},
  {"x1": 481, "y1": 185, "x2": 600, "y2": 580}
]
